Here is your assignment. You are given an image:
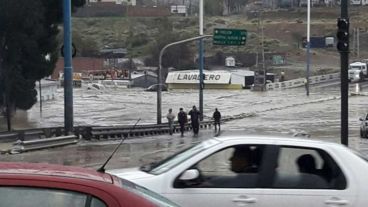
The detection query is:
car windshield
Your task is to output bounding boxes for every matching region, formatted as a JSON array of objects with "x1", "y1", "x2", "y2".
[
  {"x1": 145, "y1": 139, "x2": 220, "y2": 175},
  {"x1": 120, "y1": 179, "x2": 180, "y2": 207},
  {"x1": 351, "y1": 66, "x2": 363, "y2": 70}
]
